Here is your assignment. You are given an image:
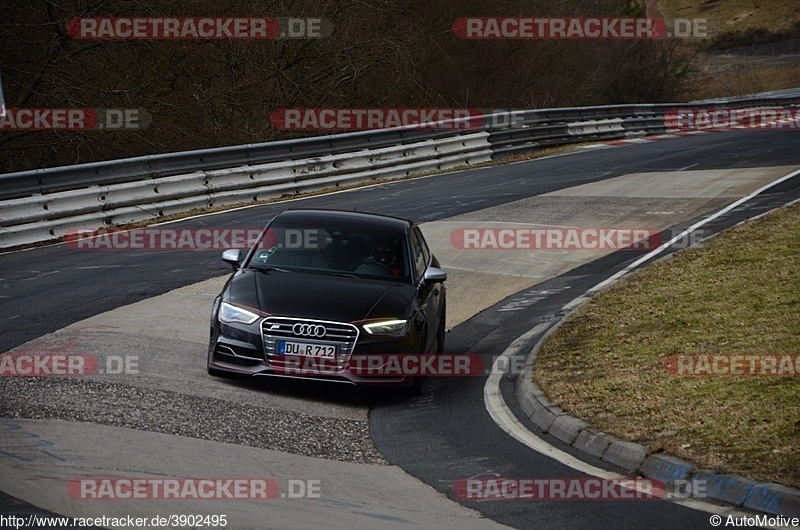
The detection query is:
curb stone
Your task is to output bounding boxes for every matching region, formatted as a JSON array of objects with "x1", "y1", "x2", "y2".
[
  {"x1": 602, "y1": 440, "x2": 647, "y2": 472},
  {"x1": 573, "y1": 428, "x2": 618, "y2": 460},
  {"x1": 548, "y1": 416, "x2": 590, "y2": 445},
  {"x1": 514, "y1": 318, "x2": 800, "y2": 518}
]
